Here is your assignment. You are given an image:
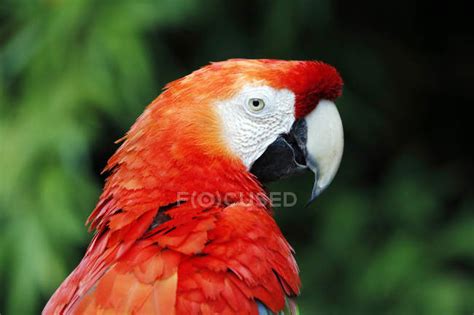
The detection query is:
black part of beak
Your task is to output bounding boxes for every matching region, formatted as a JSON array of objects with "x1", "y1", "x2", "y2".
[{"x1": 250, "y1": 119, "x2": 308, "y2": 183}]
